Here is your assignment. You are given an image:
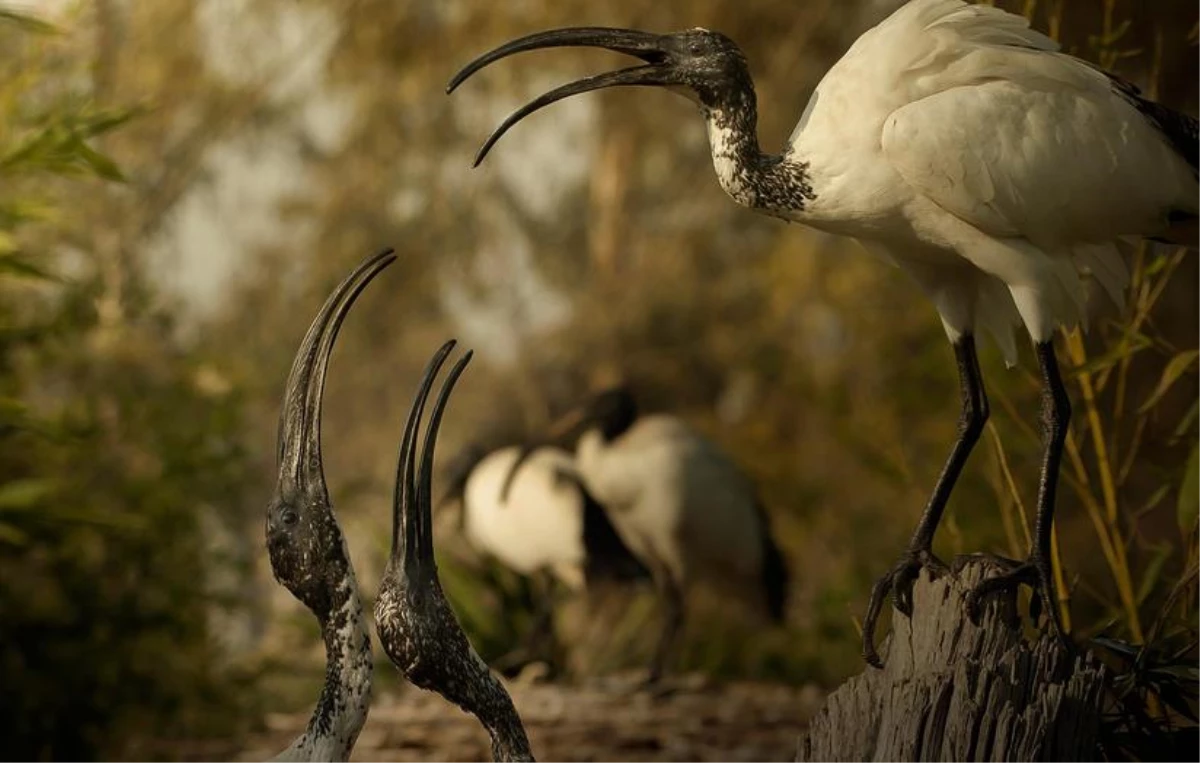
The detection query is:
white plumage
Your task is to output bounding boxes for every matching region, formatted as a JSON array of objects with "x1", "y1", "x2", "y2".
[
  {"x1": 781, "y1": 0, "x2": 1194, "y2": 358},
  {"x1": 541, "y1": 387, "x2": 788, "y2": 682},
  {"x1": 462, "y1": 446, "x2": 596, "y2": 590},
  {"x1": 575, "y1": 416, "x2": 772, "y2": 604}
]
